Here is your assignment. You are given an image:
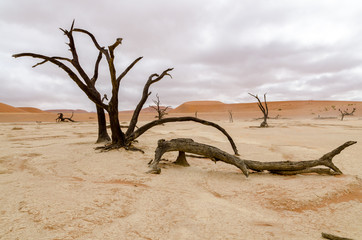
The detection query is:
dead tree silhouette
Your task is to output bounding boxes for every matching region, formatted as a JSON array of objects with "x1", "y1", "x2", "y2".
[
  {"x1": 150, "y1": 94, "x2": 170, "y2": 120},
  {"x1": 339, "y1": 108, "x2": 356, "y2": 121},
  {"x1": 56, "y1": 112, "x2": 75, "y2": 122},
  {"x1": 249, "y1": 93, "x2": 269, "y2": 127},
  {"x1": 13, "y1": 20, "x2": 239, "y2": 153}
]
